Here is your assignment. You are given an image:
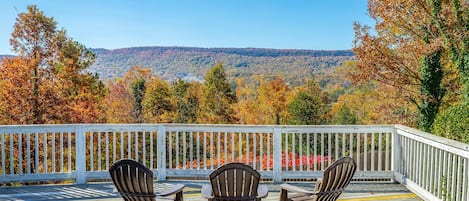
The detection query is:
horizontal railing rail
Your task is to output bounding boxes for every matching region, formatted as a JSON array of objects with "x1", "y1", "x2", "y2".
[{"x1": 0, "y1": 124, "x2": 468, "y2": 201}]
